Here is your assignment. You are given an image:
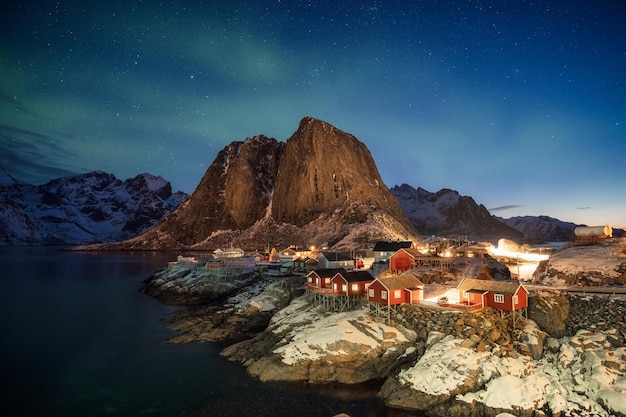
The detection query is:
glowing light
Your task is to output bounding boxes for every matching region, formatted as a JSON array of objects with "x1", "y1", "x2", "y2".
[{"x1": 486, "y1": 245, "x2": 550, "y2": 262}]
